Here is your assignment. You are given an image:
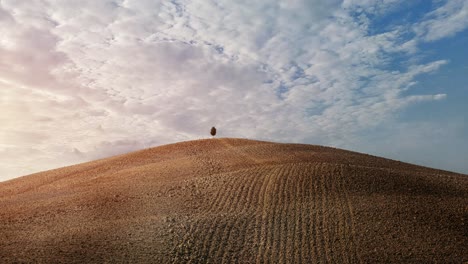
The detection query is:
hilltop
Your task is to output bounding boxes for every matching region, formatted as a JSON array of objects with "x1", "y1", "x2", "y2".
[{"x1": 0, "y1": 138, "x2": 466, "y2": 263}]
